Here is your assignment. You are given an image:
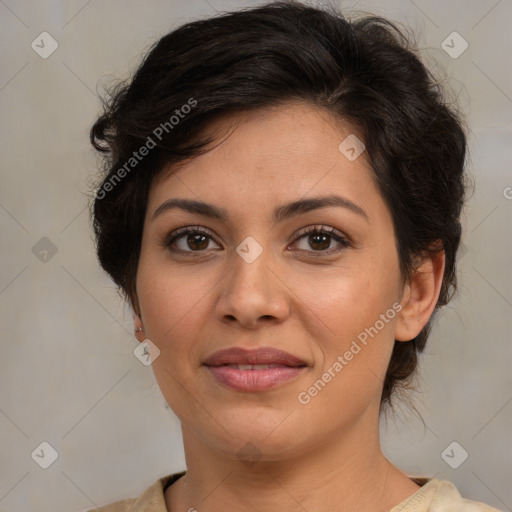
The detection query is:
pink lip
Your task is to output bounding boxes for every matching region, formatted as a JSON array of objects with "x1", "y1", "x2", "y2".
[{"x1": 203, "y1": 347, "x2": 308, "y2": 392}]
